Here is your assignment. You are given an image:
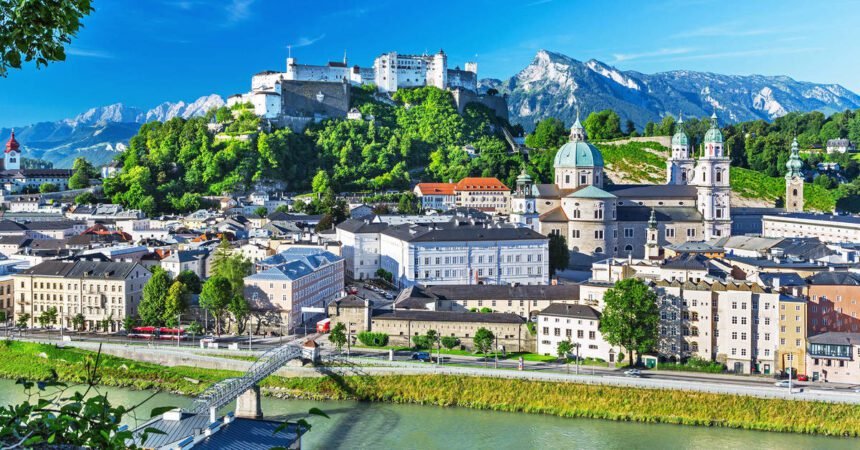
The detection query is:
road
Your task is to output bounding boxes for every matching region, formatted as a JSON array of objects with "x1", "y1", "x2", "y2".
[{"x1": 10, "y1": 333, "x2": 860, "y2": 404}]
